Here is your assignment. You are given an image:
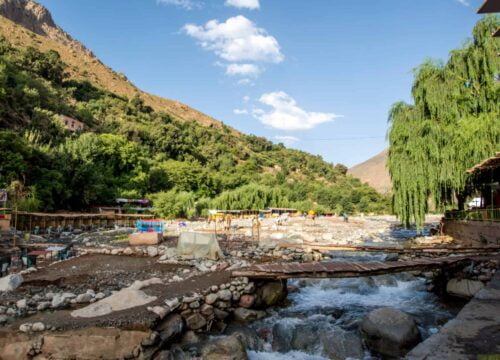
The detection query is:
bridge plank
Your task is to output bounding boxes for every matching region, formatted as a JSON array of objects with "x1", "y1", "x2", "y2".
[{"x1": 231, "y1": 255, "x2": 496, "y2": 279}]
